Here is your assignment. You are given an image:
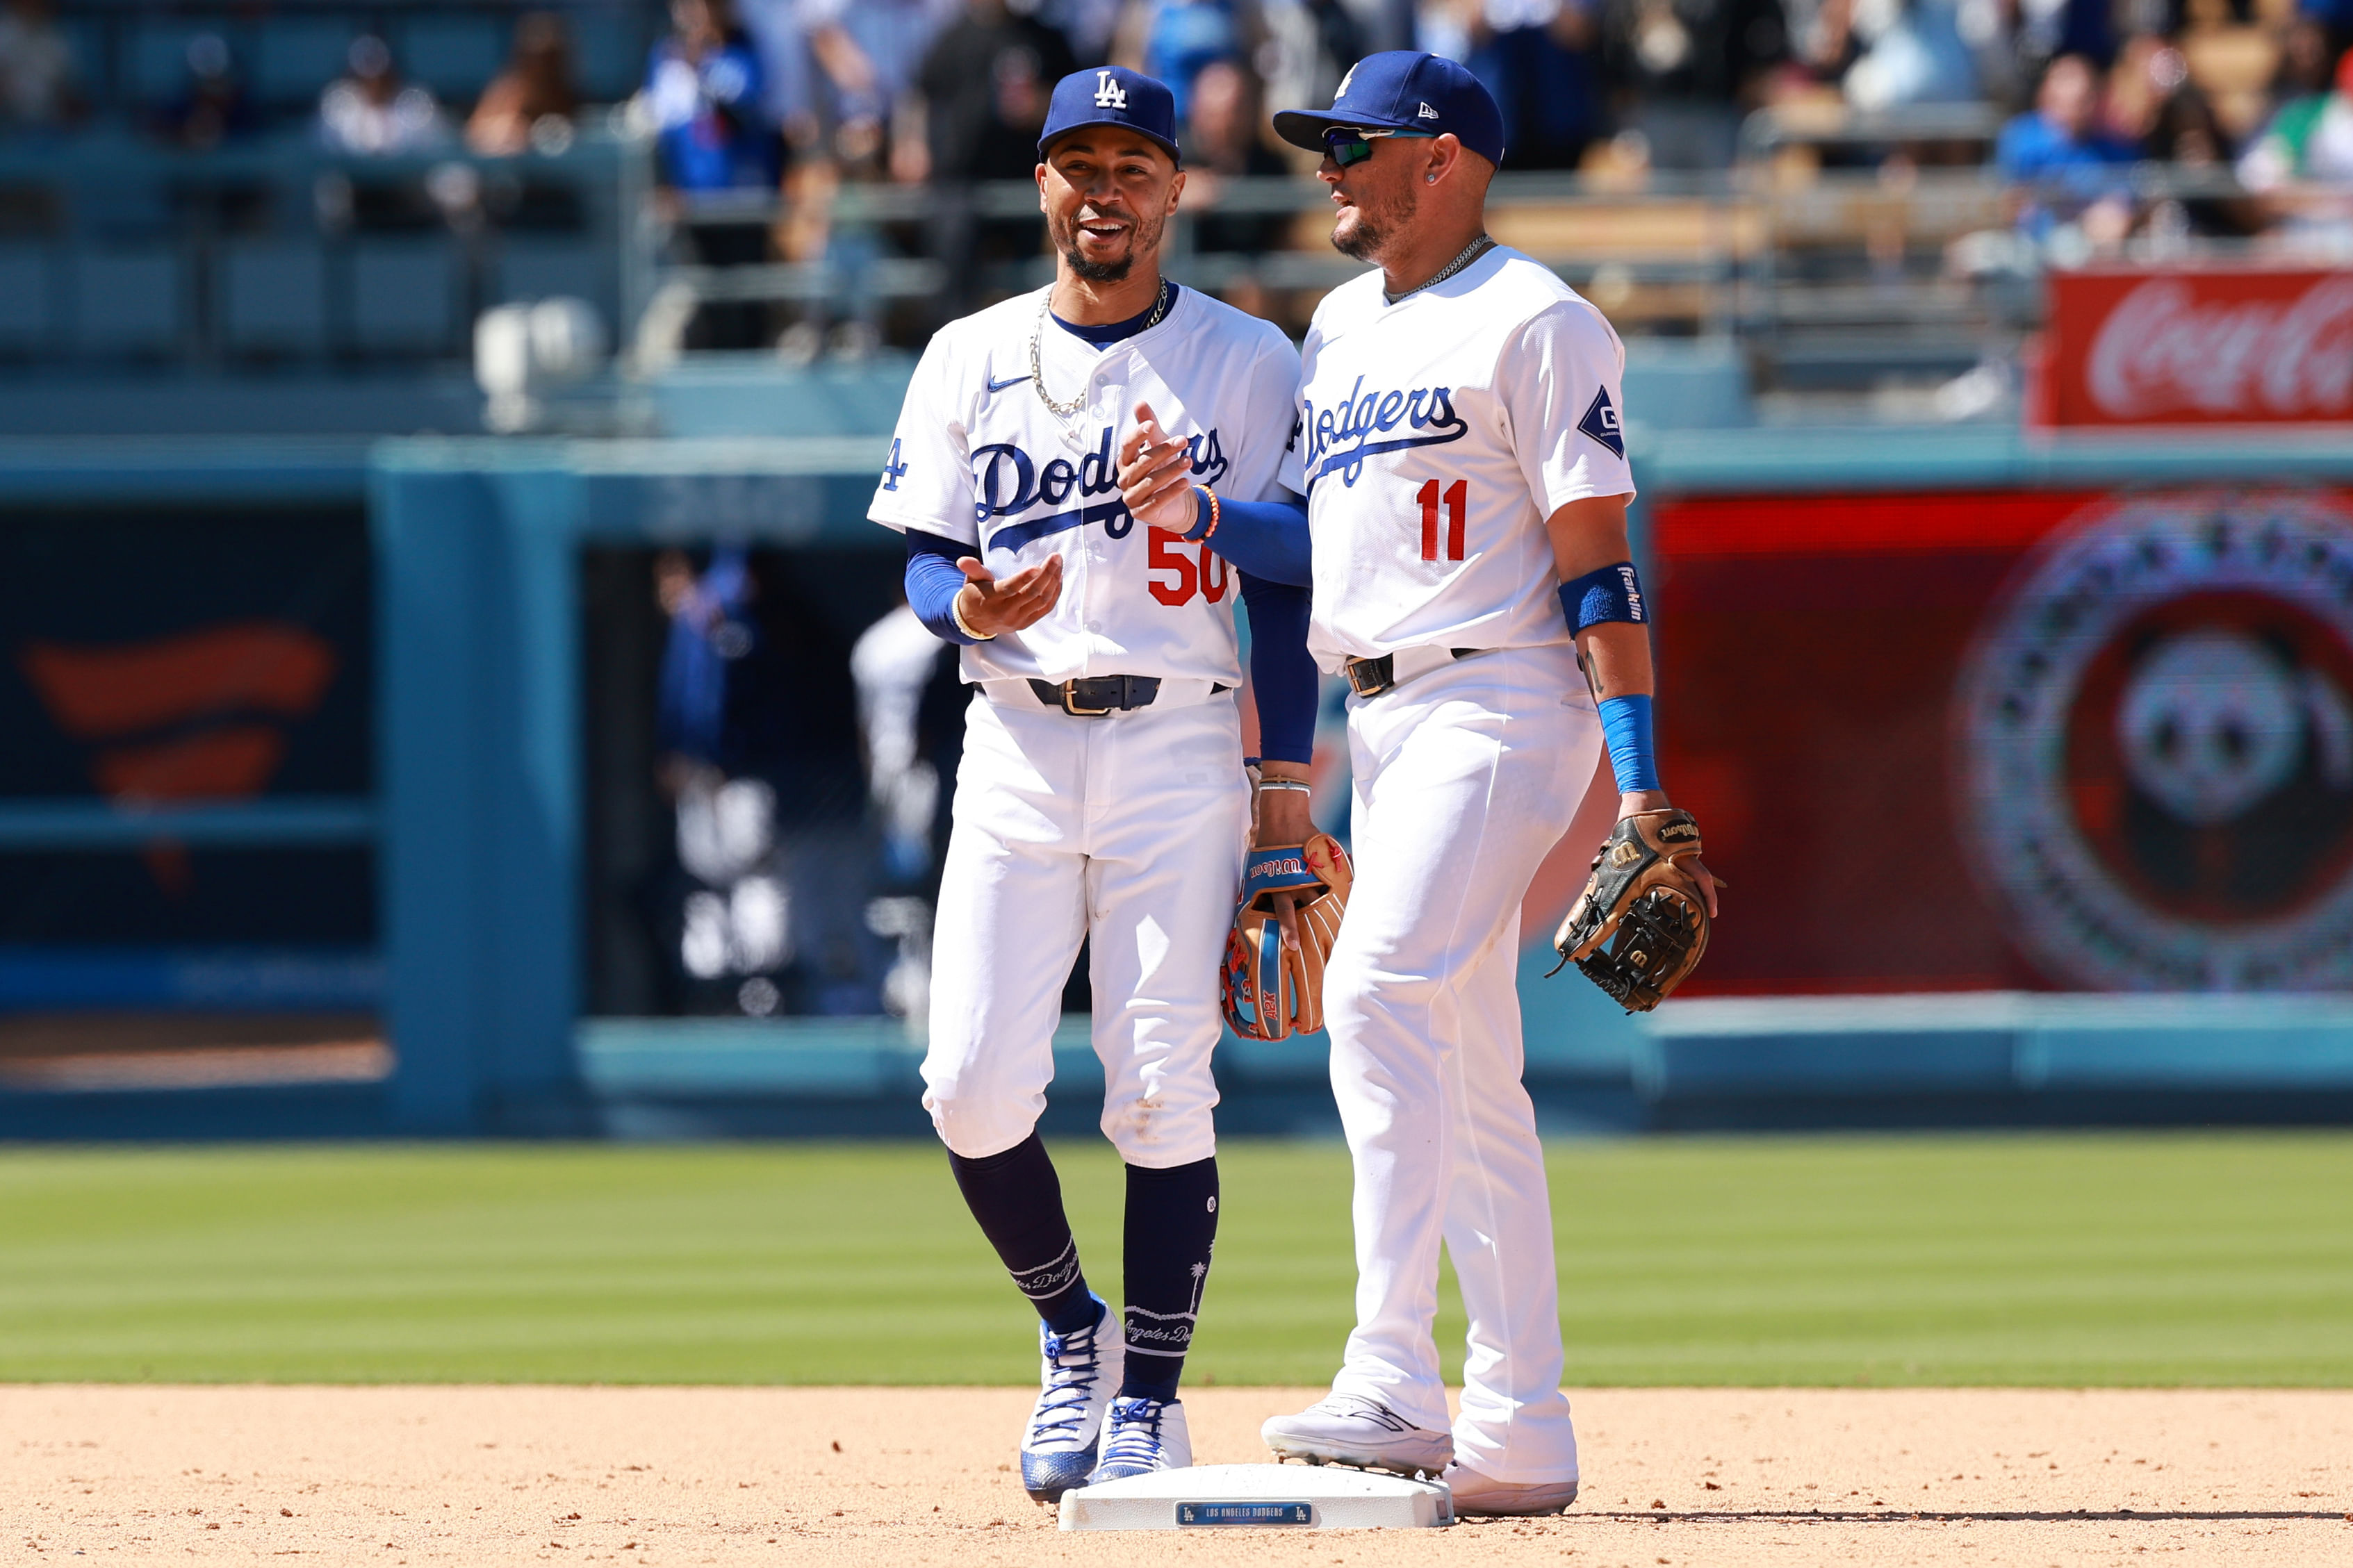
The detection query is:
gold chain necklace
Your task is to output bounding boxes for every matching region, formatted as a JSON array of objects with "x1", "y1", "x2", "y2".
[{"x1": 1030, "y1": 280, "x2": 1174, "y2": 420}]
